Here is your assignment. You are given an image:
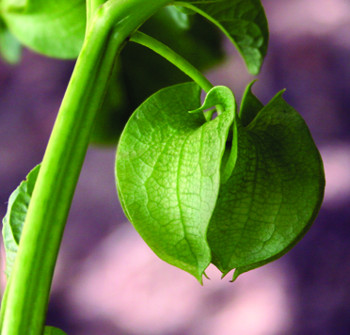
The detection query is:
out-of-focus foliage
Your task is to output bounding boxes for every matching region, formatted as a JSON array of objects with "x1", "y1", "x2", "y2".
[{"x1": 1, "y1": 0, "x2": 85, "y2": 58}]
